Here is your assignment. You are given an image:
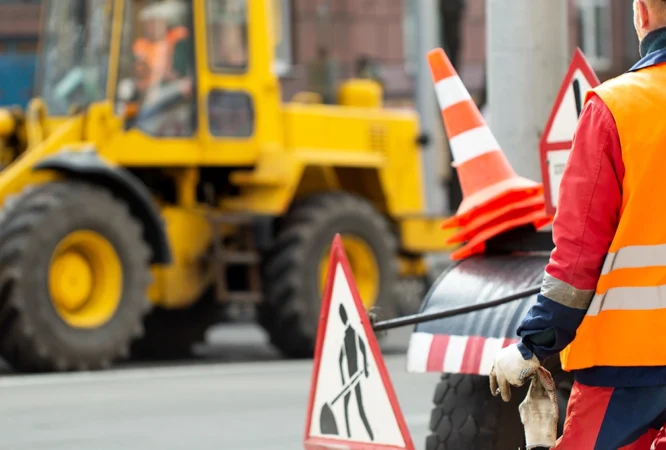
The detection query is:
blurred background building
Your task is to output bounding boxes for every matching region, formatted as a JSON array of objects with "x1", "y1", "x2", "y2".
[
  {"x1": 454, "y1": 0, "x2": 639, "y2": 108},
  {"x1": 0, "y1": 0, "x2": 640, "y2": 107},
  {"x1": 0, "y1": 0, "x2": 40, "y2": 108},
  {"x1": 0, "y1": 0, "x2": 641, "y2": 211}
]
